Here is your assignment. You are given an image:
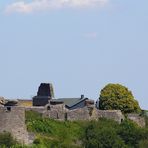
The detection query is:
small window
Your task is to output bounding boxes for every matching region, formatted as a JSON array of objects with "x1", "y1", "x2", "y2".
[
  {"x1": 47, "y1": 106, "x2": 51, "y2": 110},
  {"x1": 65, "y1": 113, "x2": 68, "y2": 121},
  {"x1": 6, "y1": 107, "x2": 11, "y2": 112},
  {"x1": 57, "y1": 113, "x2": 59, "y2": 119}
]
